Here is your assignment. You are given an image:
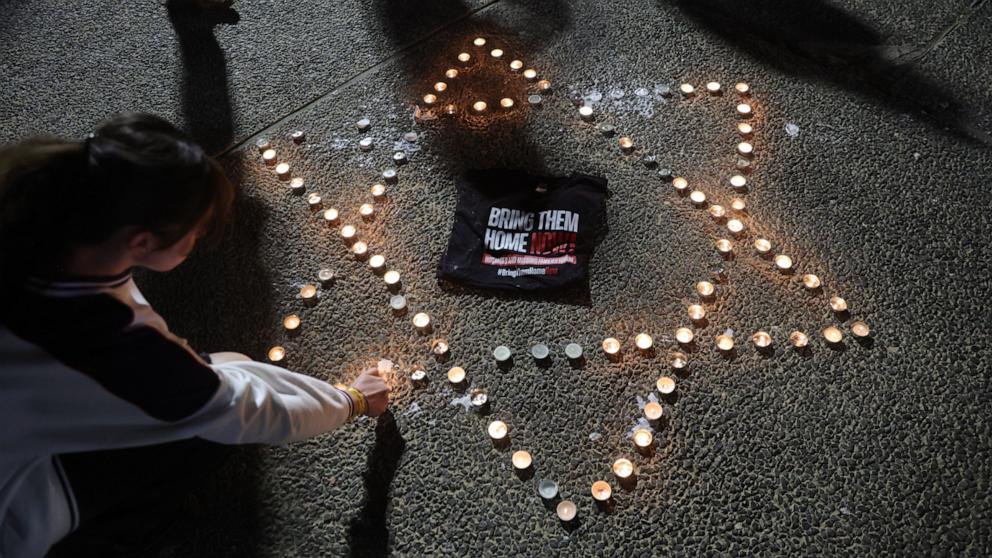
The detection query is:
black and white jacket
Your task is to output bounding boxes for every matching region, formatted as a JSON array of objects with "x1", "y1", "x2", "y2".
[{"x1": 0, "y1": 270, "x2": 355, "y2": 558}]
